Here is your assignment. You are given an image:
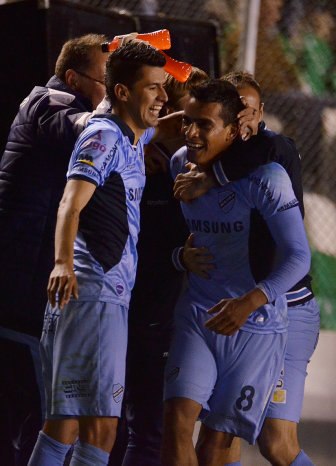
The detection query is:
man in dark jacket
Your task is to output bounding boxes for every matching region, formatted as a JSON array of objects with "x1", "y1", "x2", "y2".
[{"x1": 0, "y1": 33, "x2": 109, "y2": 465}]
